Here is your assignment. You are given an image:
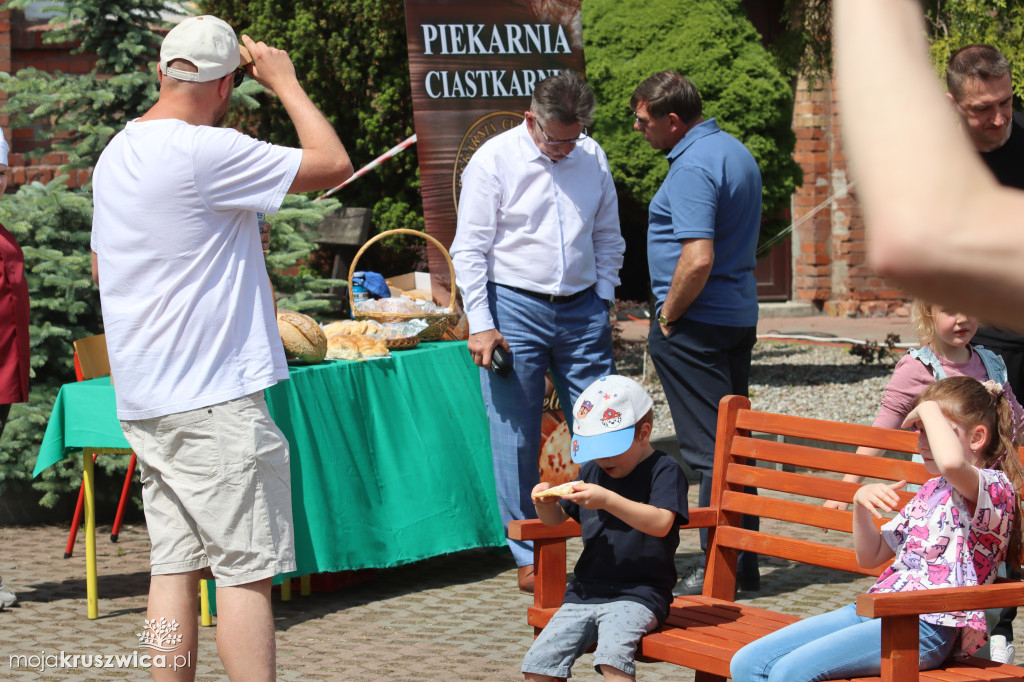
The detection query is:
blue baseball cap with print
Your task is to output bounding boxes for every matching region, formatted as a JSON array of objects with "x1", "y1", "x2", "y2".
[{"x1": 570, "y1": 375, "x2": 653, "y2": 463}]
